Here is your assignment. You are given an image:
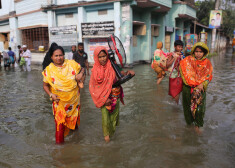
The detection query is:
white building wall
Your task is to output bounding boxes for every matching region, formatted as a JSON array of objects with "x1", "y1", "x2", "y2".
[
  {"x1": 18, "y1": 12, "x2": 48, "y2": 28},
  {"x1": 0, "y1": 0, "x2": 13, "y2": 16},
  {"x1": 57, "y1": 13, "x2": 78, "y2": 26},
  {"x1": 0, "y1": 24, "x2": 10, "y2": 33},
  {"x1": 56, "y1": 0, "x2": 97, "y2": 5},
  {"x1": 15, "y1": 0, "x2": 48, "y2": 15},
  {"x1": 86, "y1": 9, "x2": 114, "y2": 22}
]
